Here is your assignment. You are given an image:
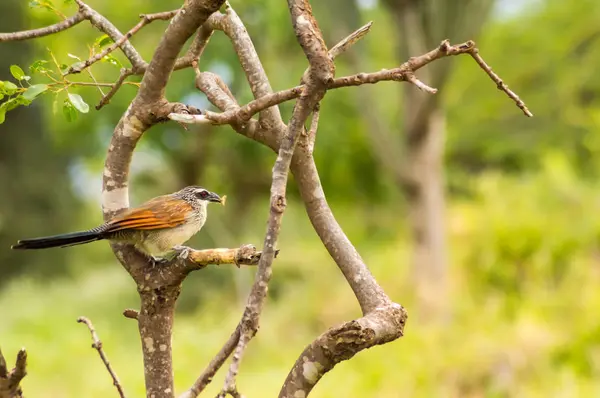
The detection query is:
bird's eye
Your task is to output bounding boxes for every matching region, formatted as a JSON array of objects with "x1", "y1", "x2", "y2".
[{"x1": 197, "y1": 190, "x2": 209, "y2": 199}]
